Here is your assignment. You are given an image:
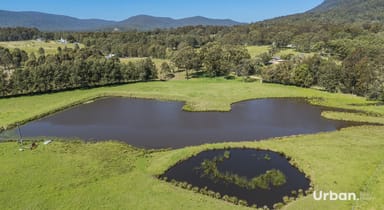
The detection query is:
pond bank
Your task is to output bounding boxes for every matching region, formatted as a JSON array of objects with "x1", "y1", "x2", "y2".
[
  {"x1": 2, "y1": 97, "x2": 364, "y2": 148},
  {"x1": 1, "y1": 79, "x2": 383, "y2": 131}
]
